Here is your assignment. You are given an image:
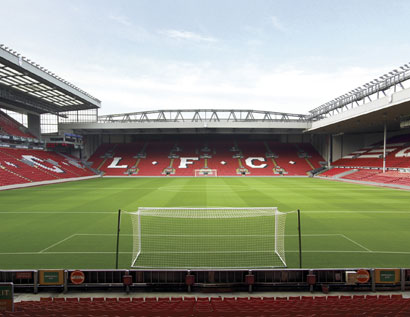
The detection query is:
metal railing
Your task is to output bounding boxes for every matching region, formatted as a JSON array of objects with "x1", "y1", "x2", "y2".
[{"x1": 1, "y1": 268, "x2": 408, "y2": 293}]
